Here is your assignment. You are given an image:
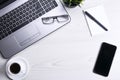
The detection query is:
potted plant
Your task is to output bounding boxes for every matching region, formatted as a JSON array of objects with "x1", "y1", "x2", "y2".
[{"x1": 63, "y1": 0, "x2": 84, "y2": 8}]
